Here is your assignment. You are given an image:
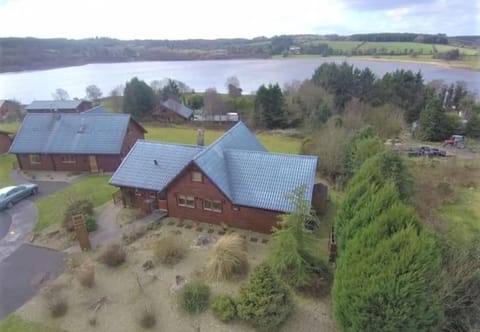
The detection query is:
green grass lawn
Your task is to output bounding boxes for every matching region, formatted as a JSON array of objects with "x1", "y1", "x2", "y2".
[
  {"x1": 0, "y1": 122, "x2": 20, "y2": 133},
  {"x1": 441, "y1": 190, "x2": 480, "y2": 242},
  {"x1": 0, "y1": 154, "x2": 15, "y2": 187},
  {"x1": 0, "y1": 315, "x2": 57, "y2": 332},
  {"x1": 142, "y1": 124, "x2": 302, "y2": 154},
  {"x1": 34, "y1": 174, "x2": 116, "y2": 232}
]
